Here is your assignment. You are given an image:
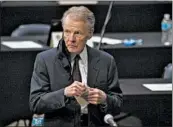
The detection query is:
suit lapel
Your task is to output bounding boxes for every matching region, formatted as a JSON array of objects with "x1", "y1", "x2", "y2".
[
  {"x1": 87, "y1": 47, "x2": 103, "y2": 125},
  {"x1": 87, "y1": 46, "x2": 100, "y2": 88},
  {"x1": 54, "y1": 40, "x2": 100, "y2": 88},
  {"x1": 87, "y1": 46, "x2": 102, "y2": 125},
  {"x1": 54, "y1": 40, "x2": 72, "y2": 87}
]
